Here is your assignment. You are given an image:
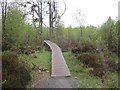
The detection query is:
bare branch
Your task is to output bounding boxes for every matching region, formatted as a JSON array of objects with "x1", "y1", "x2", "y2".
[{"x1": 60, "y1": 0, "x2": 66, "y2": 17}]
